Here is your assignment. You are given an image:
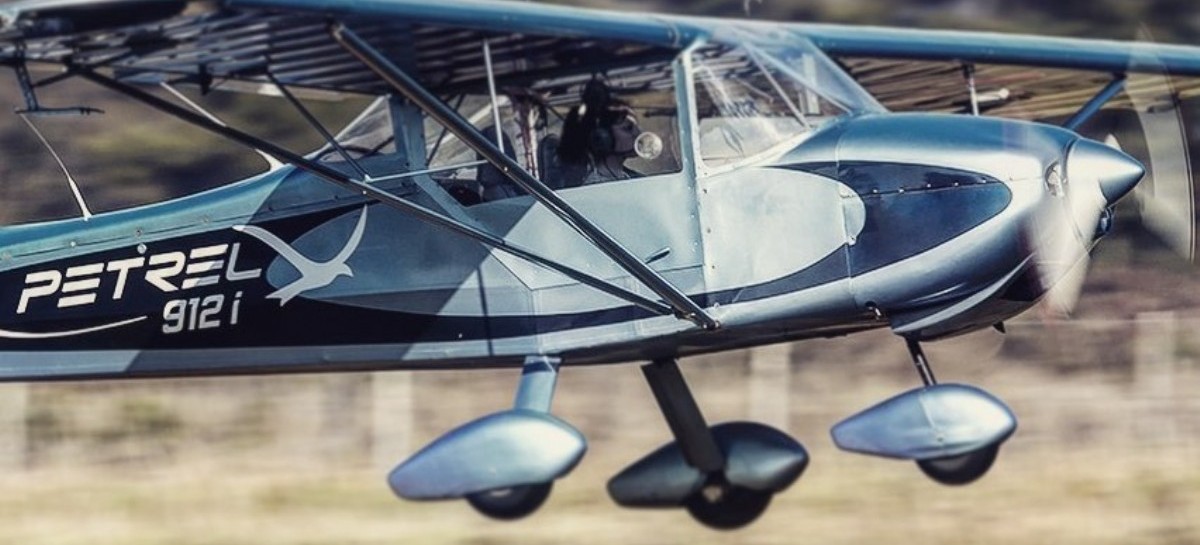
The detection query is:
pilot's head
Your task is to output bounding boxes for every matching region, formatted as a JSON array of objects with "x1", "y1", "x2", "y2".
[{"x1": 588, "y1": 106, "x2": 640, "y2": 161}]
